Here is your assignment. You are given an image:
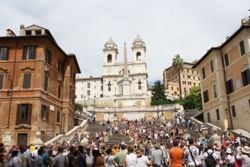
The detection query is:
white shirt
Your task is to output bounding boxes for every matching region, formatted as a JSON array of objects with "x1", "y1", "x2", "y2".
[
  {"x1": 185, "y1": 145, "x2": 201, "y2": 165},
  {"x1": 137, "y1": 155, "x2": 149, "y2": 167},
  {"x1": 236, "y1": 154, "x2": 250, "y2": 167},
  {"x1": 125, "y1": 153, "x2": 137, "y2": 167}
]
